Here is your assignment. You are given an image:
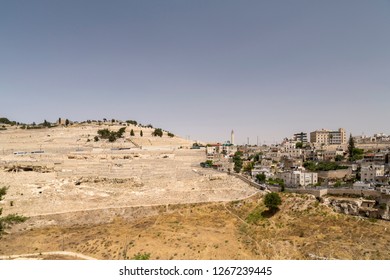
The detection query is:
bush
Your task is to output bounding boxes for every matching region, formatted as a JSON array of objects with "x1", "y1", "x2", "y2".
[{"x1": 132, "y1": 252, "x2": 151, "y2": 260}]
